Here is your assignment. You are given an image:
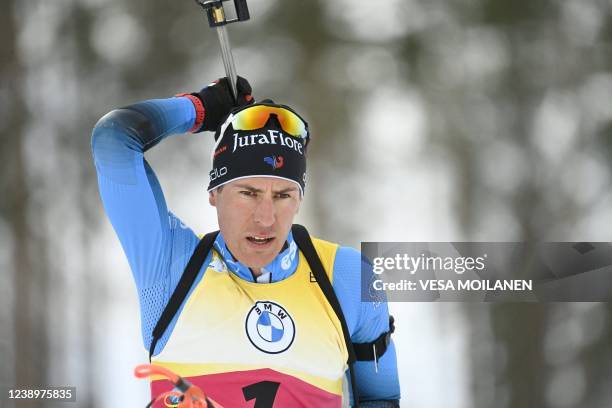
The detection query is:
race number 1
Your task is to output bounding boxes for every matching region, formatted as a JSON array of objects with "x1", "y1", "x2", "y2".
[{"x1": 242, "y1": 381, "x2": 280, "y2": 408}]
